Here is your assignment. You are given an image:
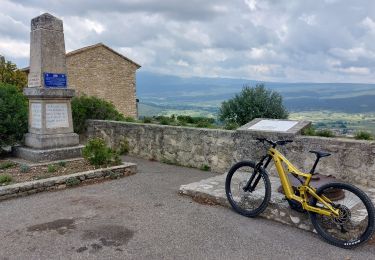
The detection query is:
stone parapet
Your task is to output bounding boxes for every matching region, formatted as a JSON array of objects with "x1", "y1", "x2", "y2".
[{"x1": 86, "y1": 120, "x2": 375, "y2": 188}]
